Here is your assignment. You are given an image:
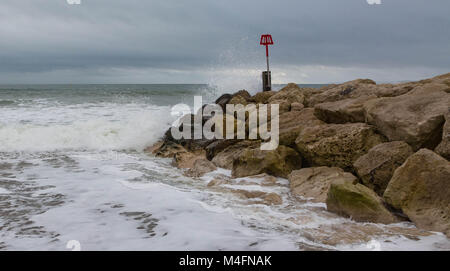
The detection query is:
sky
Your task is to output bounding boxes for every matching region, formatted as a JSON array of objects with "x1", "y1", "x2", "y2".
[{"x1": 0, "y1": 0, "x2": 449, "y2": 85}]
